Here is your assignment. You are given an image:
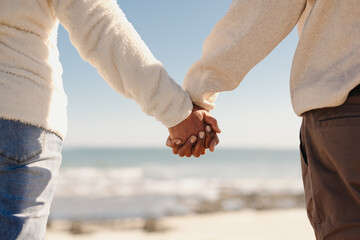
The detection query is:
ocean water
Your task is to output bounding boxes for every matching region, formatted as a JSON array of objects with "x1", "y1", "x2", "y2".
[{"x1": 50, "y1": 148, "x2": 304, "y2": 220}]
